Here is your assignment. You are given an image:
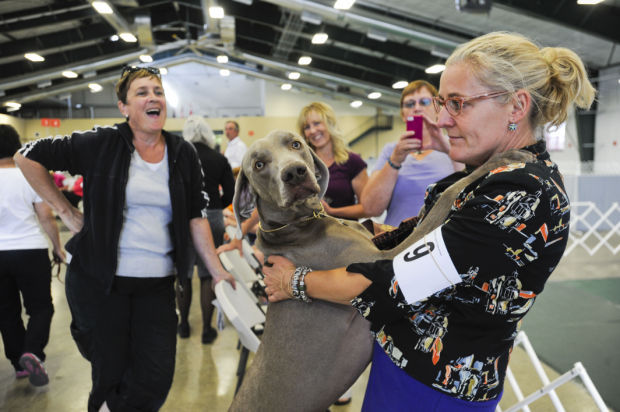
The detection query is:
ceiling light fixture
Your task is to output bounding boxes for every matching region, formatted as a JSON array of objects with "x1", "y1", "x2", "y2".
[
  {"x1": 119, "y1": 32, "x2": 137, "y2": 42},
  {"x1": 298, "y1": 56, "x2": 312, "y2": 65},
  {"x1": 110, "y1": 34, "x2": 119, "y2": 41},
  {"x1": 425, "y1": 64, "x2": 446, "y2": 74},
  {"x1": 350, "y1": 100, "x2": 363, "y2": 108},
  {"x1": 288, "y1": 72, "x2": 301, "y2": 80},
  {"x1": 219, "y1": 69, "x2": 230, "y2": 76},
  {"x1": 159, "y1": 67, "x2": 168, "y2": 75},
  {"x1": 139, "y1": 55, "x2": 153, "y2": 63},
  {"x1": 217, "y1": 55, "x2": 229, "y2": 64},
  {"x1": 209, "y1": 6, "x2": 225, "y2": 18},
  {"x1": 334, "y1": 0, "x2": 356, "y2": 10},
  {"x1": 25, "y1": 53, "x2": 45, "y2": 62},
  {"x1": 312, "y1": 33, "x2": 328, "y2": 44},
  {"x1": 62, "y1": 70, "x2": 79, "y2": 79},
  {"x1": 577, "y1": 0, "x2": 604, "y2": 4},
  {"x1": 88, "y1": 83, "x2": 103, "y2": 93},
  {"x1": 91, "y1": 1, "x2": 114, "y2": 14},
  {"x1": 368, "y1": 91, "x2": 381, "y2": 99},
  {"x1": 392, "y1": 81, "x2": 408, "y2": 89},
  {"x1": 281, "y1": 83, "x2": 292, "y2": 91},
  {"x1": 4, "y1": 102, "x2": 22, "y2": 111}
]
